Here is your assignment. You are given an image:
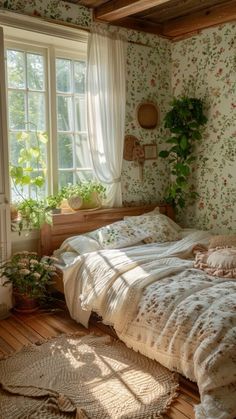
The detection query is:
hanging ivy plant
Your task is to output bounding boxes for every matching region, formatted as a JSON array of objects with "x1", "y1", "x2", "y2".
[{"x1": 159, "y1": 97, "x2": 207, "y2": 209}]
